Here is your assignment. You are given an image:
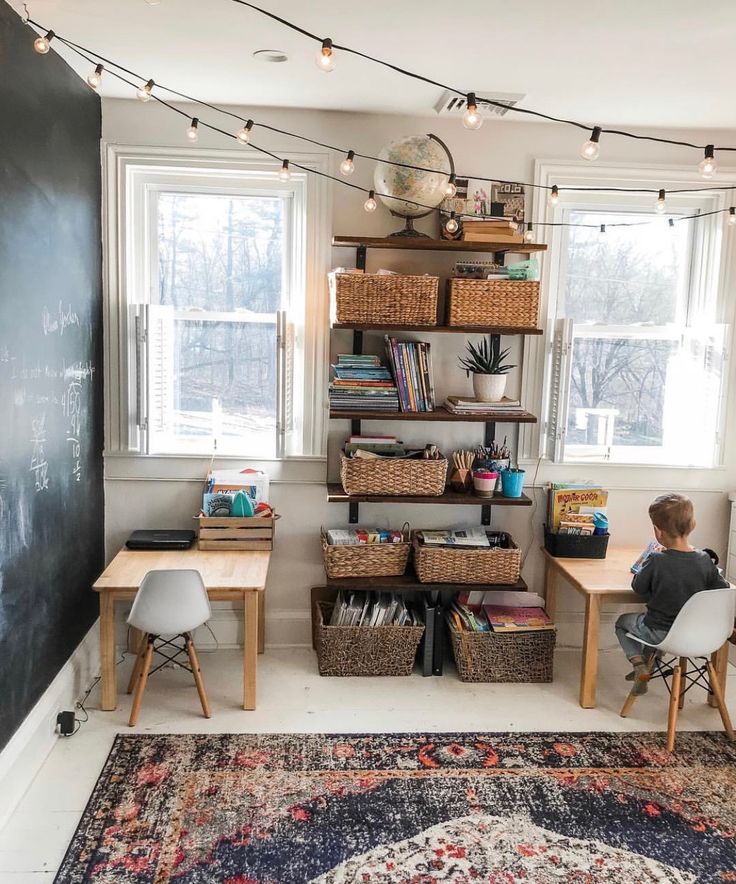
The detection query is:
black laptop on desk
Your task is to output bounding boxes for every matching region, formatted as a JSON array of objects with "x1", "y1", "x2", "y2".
[{"x1": 126, "y1": 530, "x2": 196, "y2": 550}]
